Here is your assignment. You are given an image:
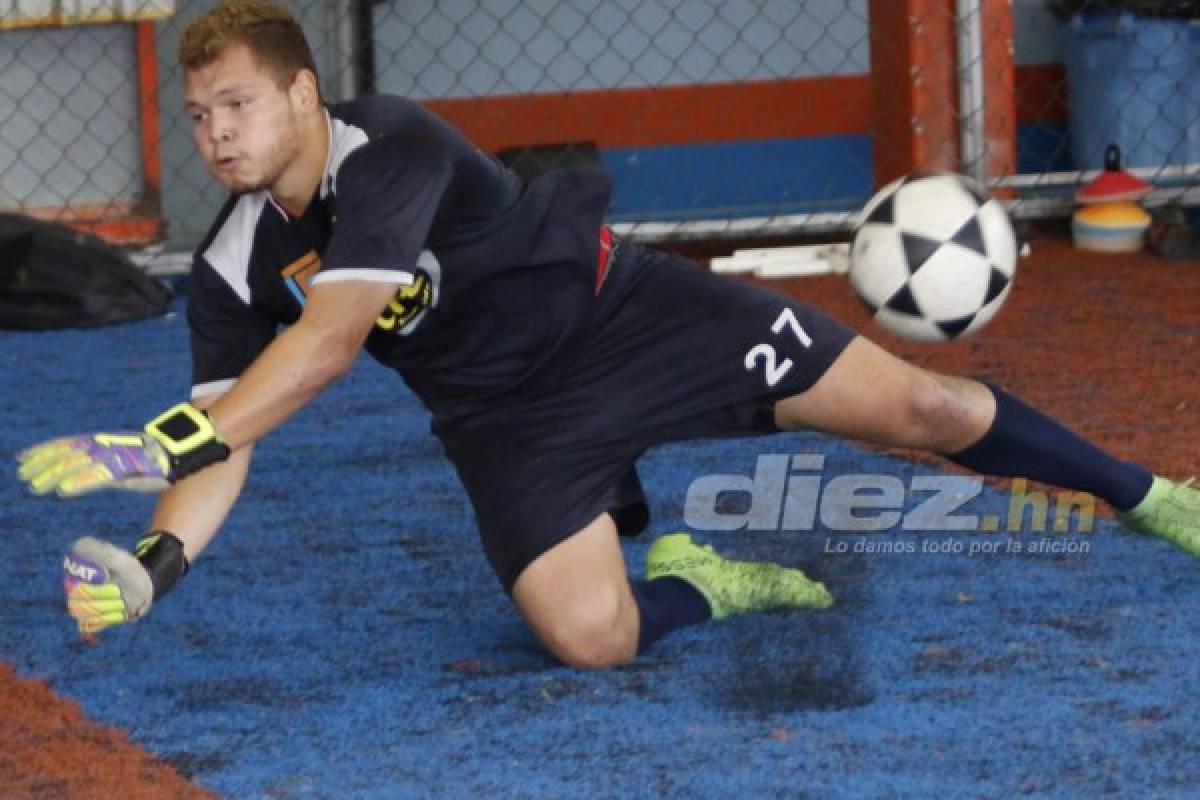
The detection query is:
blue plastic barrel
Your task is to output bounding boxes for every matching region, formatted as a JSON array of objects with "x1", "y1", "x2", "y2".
[{"x1": 1064, "y1": 12, "x2": 1198, "y2": 169}]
